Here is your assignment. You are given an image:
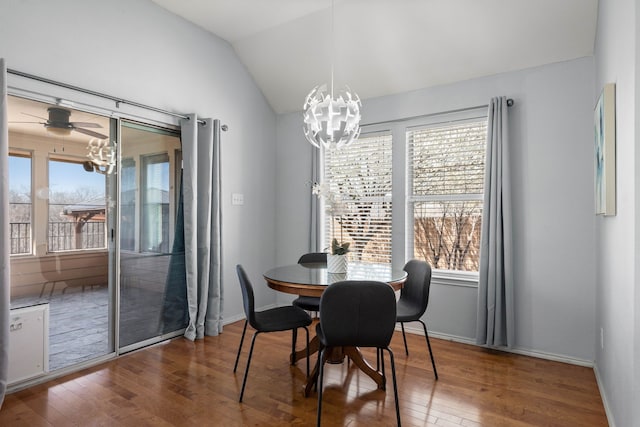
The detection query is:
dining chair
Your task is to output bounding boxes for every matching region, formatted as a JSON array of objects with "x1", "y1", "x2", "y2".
[
  {"x1": 315, "y1": 280, "x2": 401, "y2": 427},
  {"x1": 233, "y1": 264, "x2": 312, "y2": 402},
  {"x1": 396, "y1": 259, "x2": 438, "y2": 380},
  {"x1": 291, "y1": 252, "x2": 327, "y2": 313}
]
